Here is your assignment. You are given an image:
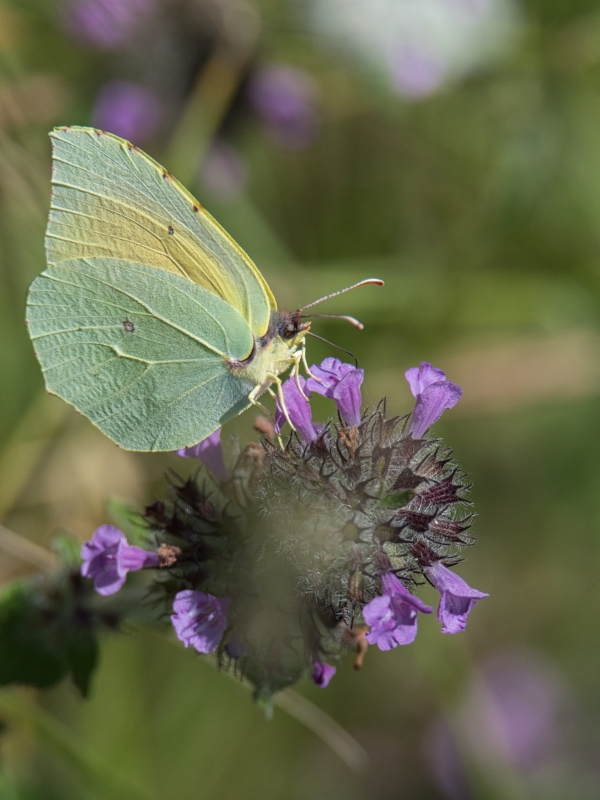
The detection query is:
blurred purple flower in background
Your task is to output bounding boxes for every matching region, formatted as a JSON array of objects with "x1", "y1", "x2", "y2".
[
  {"x1": 200, "y1": 142, "x2": 248, "y2": 201},
  {"x1": 462, "y1": 650, "x2": 573, "y2": 772},
  {"x1": 91, "y1": 81, "x2": 162, "y2": 144},
  {"x1": 425, "y1": 716, "x2": 472, "y2": 800},
  {"x1": 309, "y1": 0, "x2": 519, "y2": 101},
  {"x1": 62, "y1": 0, "x2": 156, "y2": 50},
  {"x1": 176, "y1": 428, "x2": 230, "y2": 483},
  {"x1": 81, "y1": 524, "x2": 159, "y2": 596},
  {"x1": 426, "y1": 649, "x2": 575, "y2": 798},
  {"x1": 312, "y1": 661, "x2": 336, "y2": 688},
  {"x1": 306, "y1": 358, "x2": 364, "y2": 427},
  {"x1": 363, "y1": 572, "x2": 433, "y2": 650},
  {"x1": 428, "y1": 562, "x2": 488, "y2": 634},
  {"x1": 248, "y1": 65, "x2": 320, "y2": 150},
  {"x1": 389, "y1": 47, "x2": 448, "y2": 99},
  {"x1": 275, "y1": 374, "x2": 320, "y2": 442},
  {"x1": 171, "y1": 590, "x2": 230, "y2": 654},
  {"x1": 405, "y1": 362, "x2": 463, "y2": 439}
]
